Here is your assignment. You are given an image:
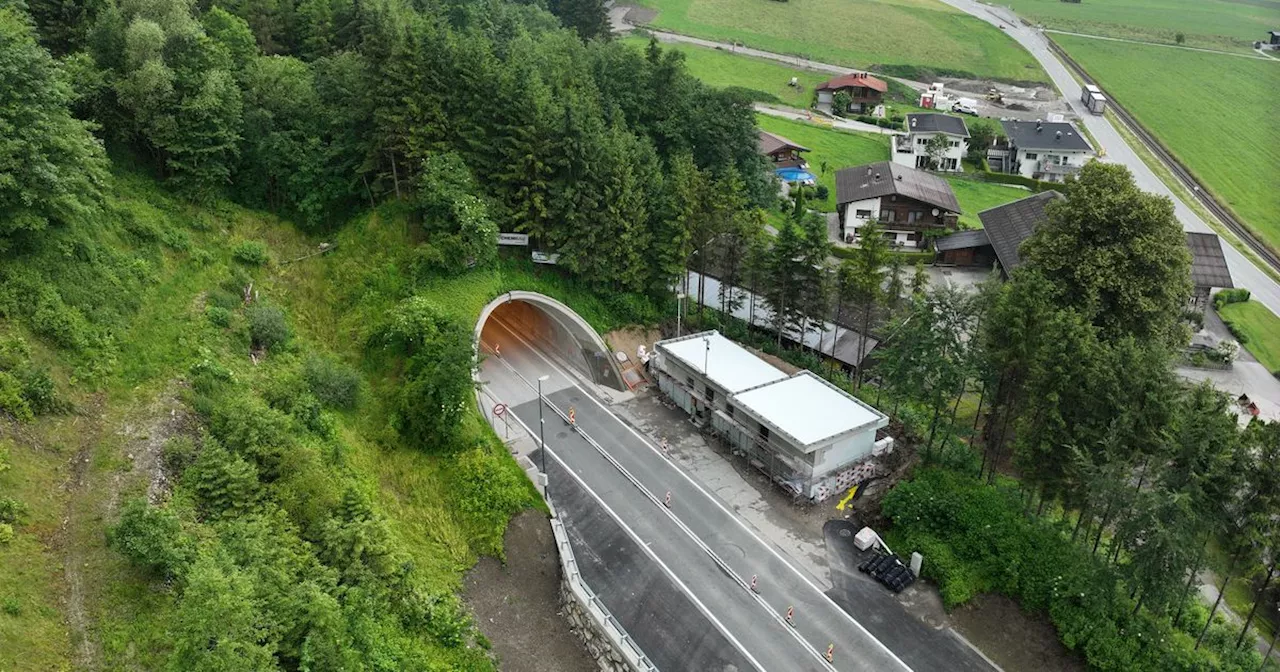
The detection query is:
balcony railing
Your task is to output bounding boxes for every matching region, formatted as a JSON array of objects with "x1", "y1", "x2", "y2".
[
  {"x1": 894, "y1": 137, "x2": 913, "y2": 153},
  {"x1": 1038, "y1": 160, "x2": 1081, "y2": 175}
]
